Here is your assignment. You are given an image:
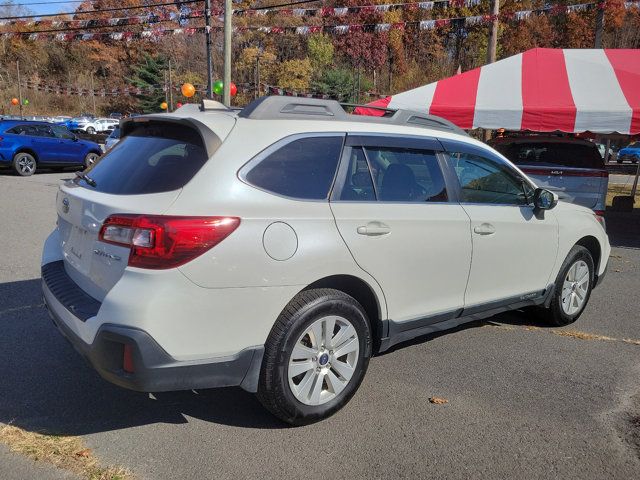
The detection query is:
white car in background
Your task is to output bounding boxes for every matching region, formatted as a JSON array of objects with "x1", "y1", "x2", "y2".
[
  {"x1": 86, "y1": 118, "x2": 119, "y2": 134},
  {"x1": 104, "y1": 127, "x2": 120, "y2": 151},
  {"x1": 42, "y1": 97, "x2": 610, "y2": 425}
]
